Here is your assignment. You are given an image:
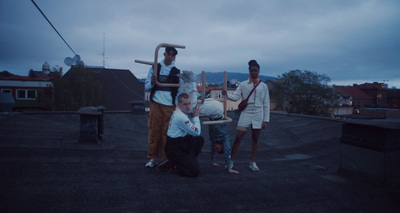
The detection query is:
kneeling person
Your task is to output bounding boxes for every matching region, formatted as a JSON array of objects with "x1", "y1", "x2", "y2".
[{"x1": 165, "y1": 93, "x2": 204, "y2": 177}]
